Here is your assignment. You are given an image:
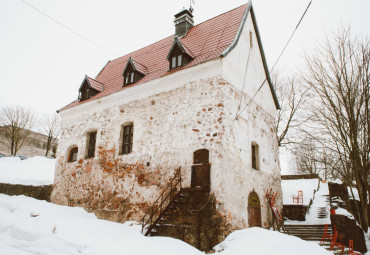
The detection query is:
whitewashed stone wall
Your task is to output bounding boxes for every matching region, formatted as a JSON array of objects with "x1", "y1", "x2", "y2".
[
  {"x1": 51, "y1": 10, "x2": 282, "y2": 231},
  {"x1": 51, "y1": 74, "x2": 281, "y2": 228}
]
